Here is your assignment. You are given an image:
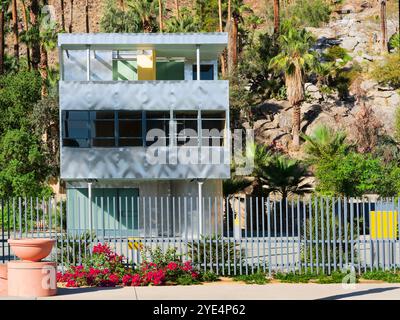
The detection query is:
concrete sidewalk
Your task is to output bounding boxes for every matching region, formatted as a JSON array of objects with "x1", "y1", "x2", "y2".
[{"x1": 1, "y1": 283, "x2": 398, "y2": 300}]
